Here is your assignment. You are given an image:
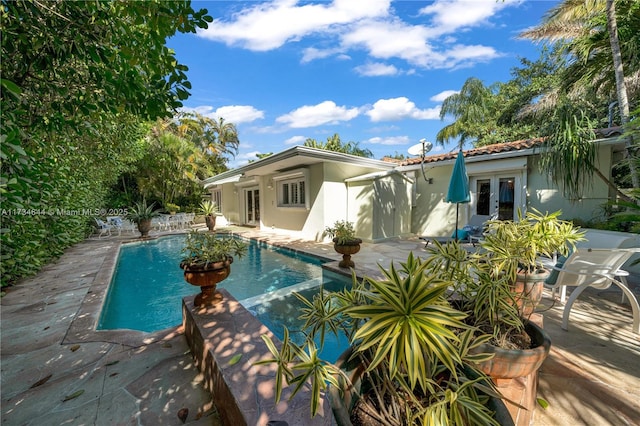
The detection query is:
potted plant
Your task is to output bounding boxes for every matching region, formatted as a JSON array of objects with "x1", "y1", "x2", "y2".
[
  {"x1": 199, "y1": 200, "x2": 220, "y2": 232},
  {"x1": 424, "y1": 240, "x2": 550, "y2": 372},
  {"x1": 166, "y1": 202, "x2": 180, "y2": 215},
  {"x1": 179, "y1": 230, "x2": 247, "y2": 307},
  {"x1": 421, "y1": 212, "x2": 581, "y2": 424},
  {"x1": 325, "y1": 220, "x2": 362, "y2": 268},
  {"x1": 127, "y1": 199, "x2": 160, "y2": 238},
  {"x1": 256, "y1": 254, "x2": 514, "y2": 425},
  {"x1": 479, "y1": 209, "x2": 584, "y2": 315}
]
